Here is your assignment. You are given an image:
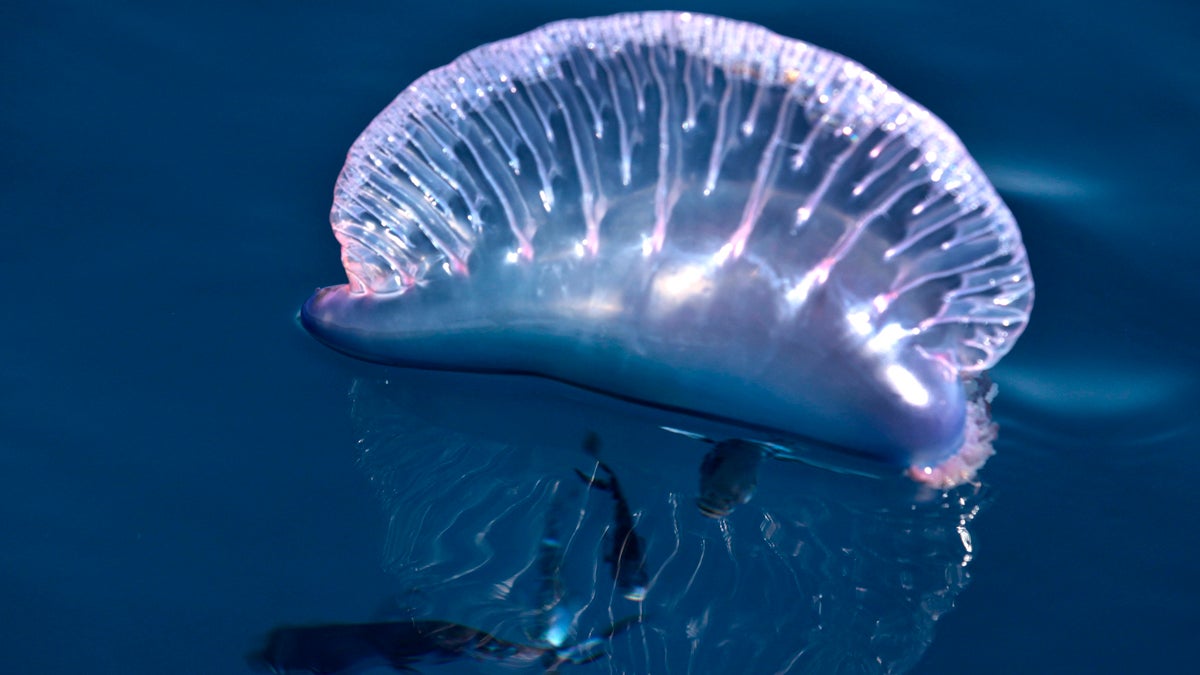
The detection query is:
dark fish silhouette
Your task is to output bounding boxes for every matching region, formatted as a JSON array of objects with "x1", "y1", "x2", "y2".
[
  {"x1": 697, "y1": 439, "x2": 766, "y2": 518},
  {"x1": 249, "y1": 617, "x2": 636, "y2": 674},
  {"x1": 665, "y1": 425, "x2": 887, "y2": 518},
  {"x1": 574, "y1": 432, "x2": 649, "y2": 601}
]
